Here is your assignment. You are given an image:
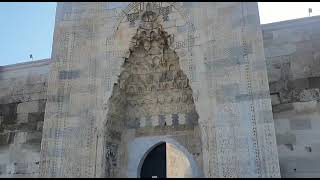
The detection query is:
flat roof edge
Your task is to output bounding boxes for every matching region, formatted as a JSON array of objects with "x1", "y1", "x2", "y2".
[
  {"x1": 0, "y1": 59, "x2": 51, "y2": 72},
  {"x1": 261, "y1": 15, "x2": 320, "y2": 31}
]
